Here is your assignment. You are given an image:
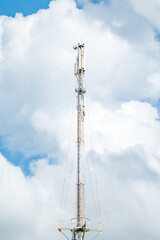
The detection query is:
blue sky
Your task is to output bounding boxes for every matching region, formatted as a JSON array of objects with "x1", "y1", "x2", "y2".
[
  {"x1": 0, "y1": 0, "x2": 102, "y2": 16},
  {"x1": 0, "y1": 144, "x2": 46, "y2": 175},
  {"x1": 75, "y1": 0, "x2": 103, "y2": 9},
  {"x1": 0, "y1": 0, "x2": 51, "y2": 16}
]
